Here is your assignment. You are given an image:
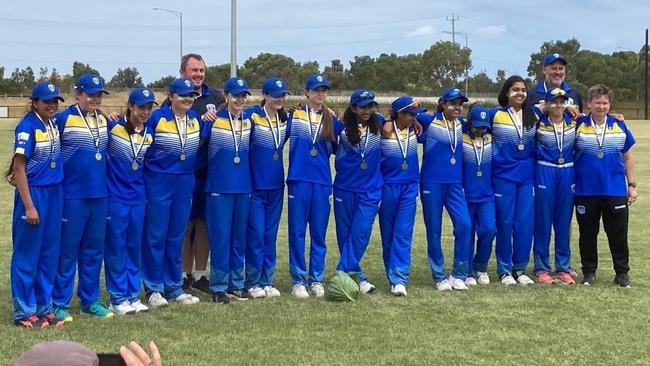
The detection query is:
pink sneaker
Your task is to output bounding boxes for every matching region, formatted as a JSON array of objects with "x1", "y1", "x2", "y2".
[
  {"x1": 536, "y1": 271, "x2": 555, "y2": 285},
  {"x1": 556, "y1": 272, "x2": 576, "y2": 285}
]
